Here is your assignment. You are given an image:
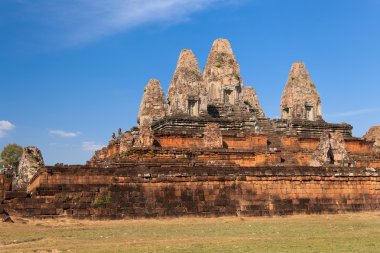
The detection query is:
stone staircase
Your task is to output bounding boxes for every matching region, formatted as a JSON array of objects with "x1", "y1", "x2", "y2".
[
  {"x1": 257, "y1": 118, "x2": 275, "y2": 134},
  {"x1": 1, "y1": 191, "x2": 61, "y2": 217}
]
